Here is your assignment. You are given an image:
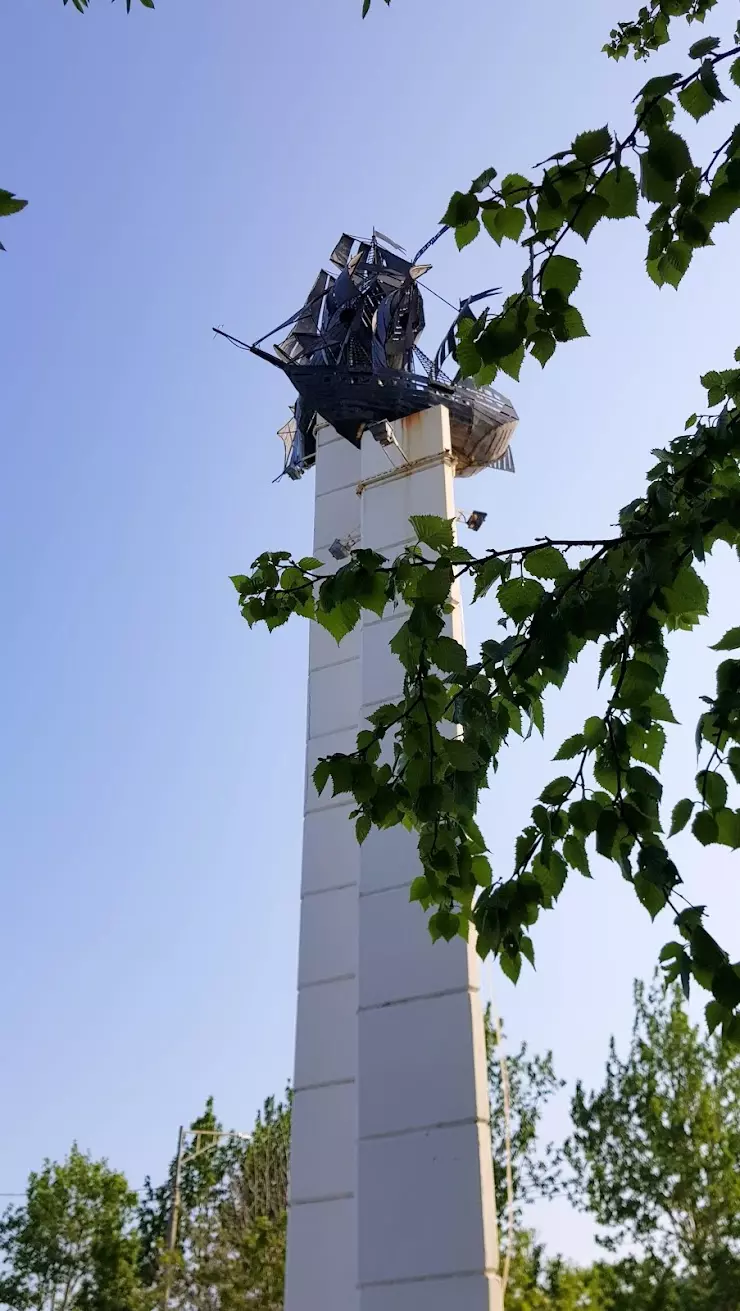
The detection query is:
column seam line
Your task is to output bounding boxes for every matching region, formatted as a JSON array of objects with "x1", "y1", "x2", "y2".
[
  {"x1": 359, "y1": 984, "x2": 478, "y2": 1011},
  {"x1": 302, "y1": 881, "x2": 357, "y2": 898},
  {"x1": 360, "y1": 1115, "x2": 489, "y2": 1143},
  {"x1": 294, "y1": 1077, "x2": 355, "y2": 1093},
  {"x1": 359, "y1": 1268, "x2": 500, "y2": 1289},
  {"x1": 289, "y1": 1191, "x2": 354, "y2": 1208},
  {"x1": 300, "y1": 972, "x2": 355, "y2": 990}
]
